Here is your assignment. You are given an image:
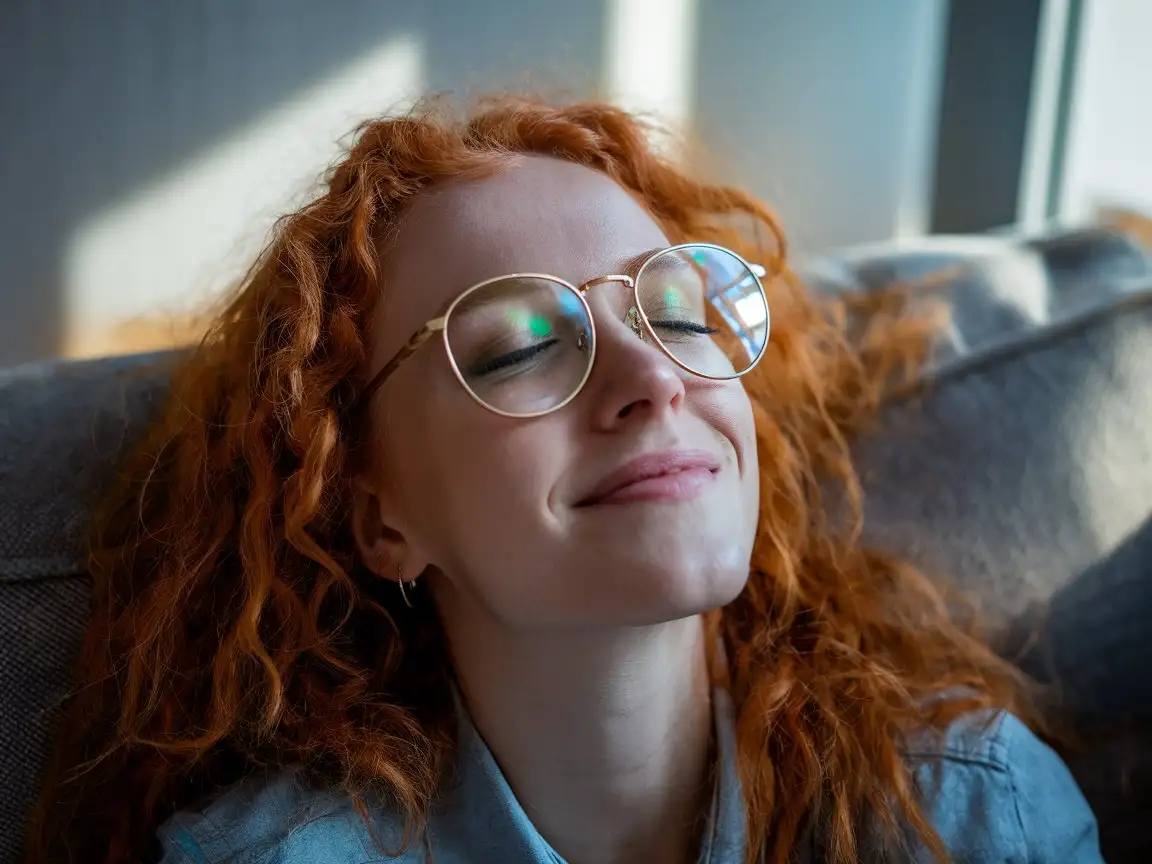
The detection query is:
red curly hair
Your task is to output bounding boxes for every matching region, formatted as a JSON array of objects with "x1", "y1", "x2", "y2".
[{"x1": 27, "y1": 96, "x2": 1038, "y2": 864}]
